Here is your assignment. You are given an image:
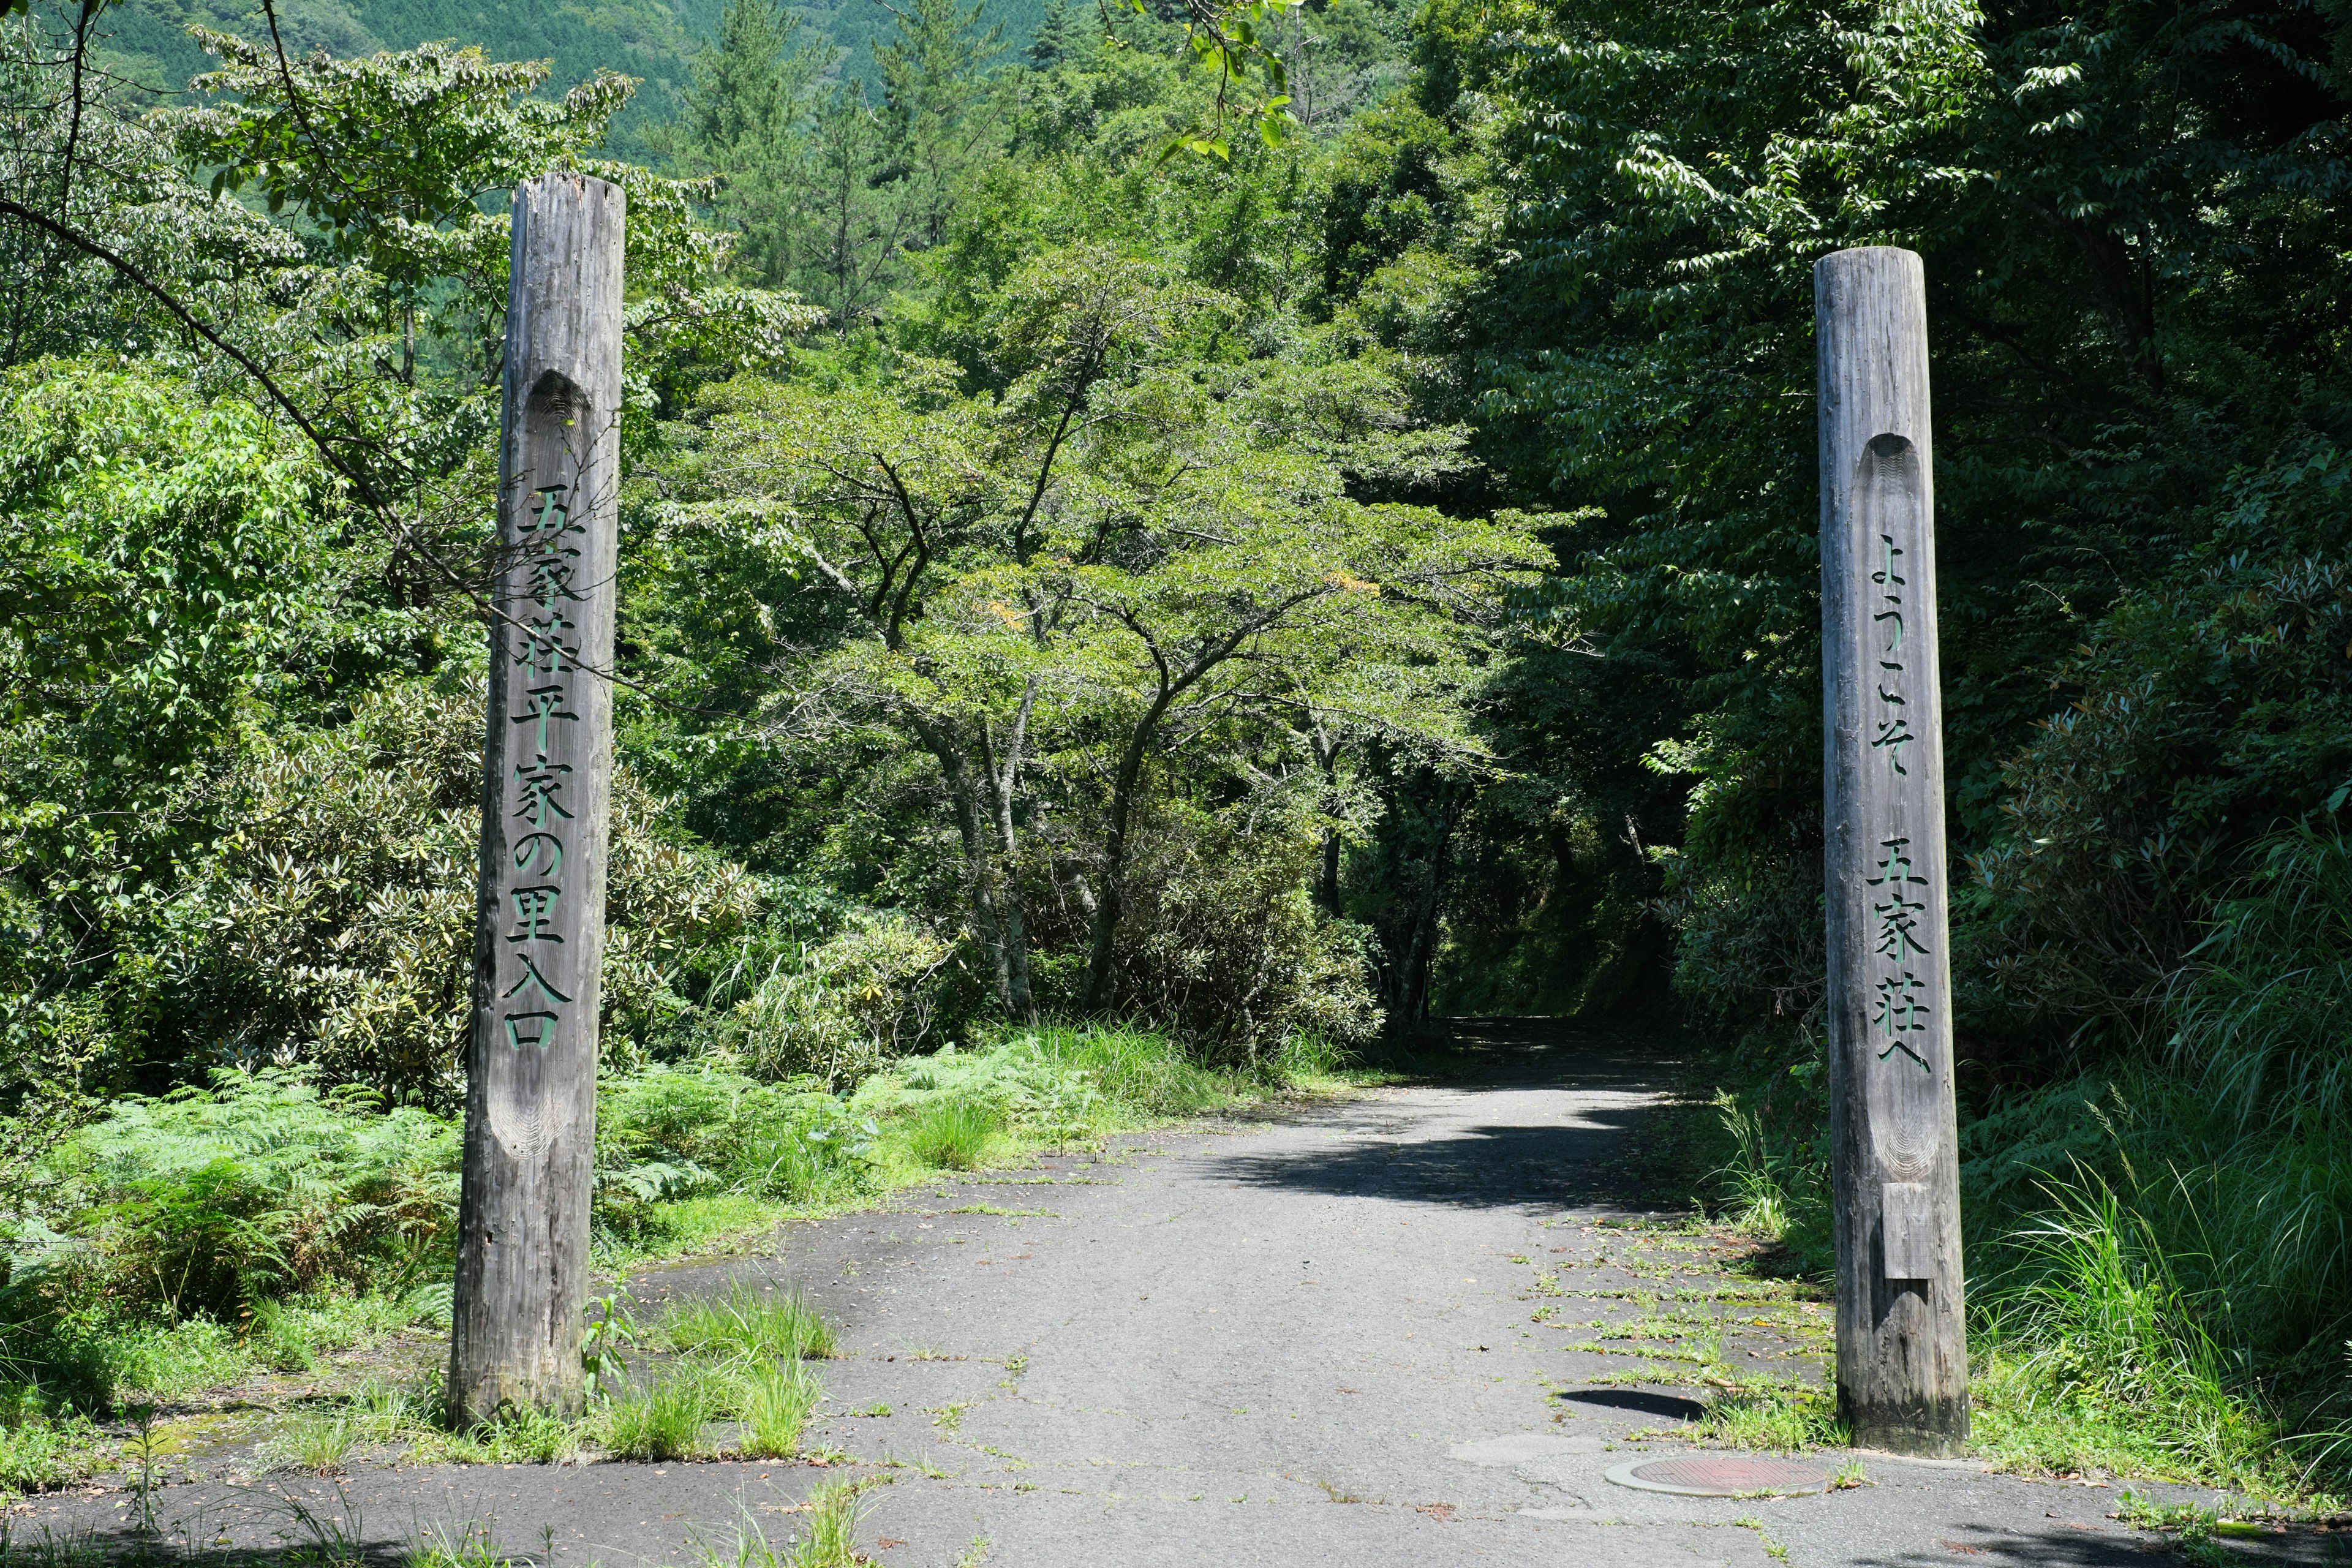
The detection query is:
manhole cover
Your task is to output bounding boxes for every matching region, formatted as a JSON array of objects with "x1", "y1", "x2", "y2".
[{"x1": 1604, "y1": 1455, "x2": 1833, "y2": 1497}]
